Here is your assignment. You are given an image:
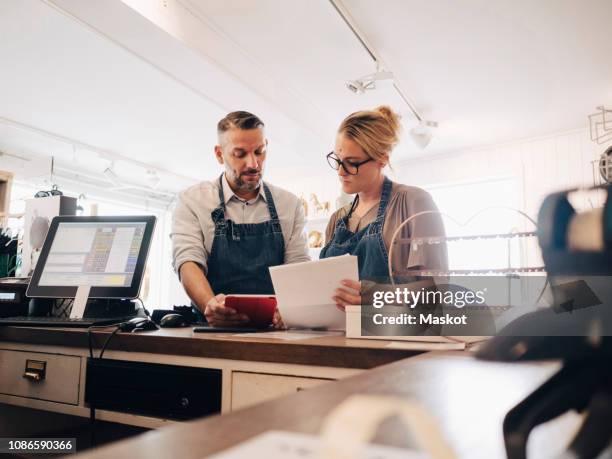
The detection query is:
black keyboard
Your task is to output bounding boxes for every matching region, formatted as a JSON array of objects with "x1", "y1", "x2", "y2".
[{"x1": 0, "y1": 316, "x2": 134, "y2": 328}]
